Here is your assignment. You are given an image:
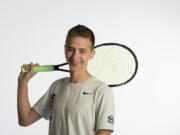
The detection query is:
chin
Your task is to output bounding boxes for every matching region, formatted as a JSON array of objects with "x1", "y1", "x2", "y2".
[{"x1": 70, "y1": 66, "x2": 82, "y2": 72}]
